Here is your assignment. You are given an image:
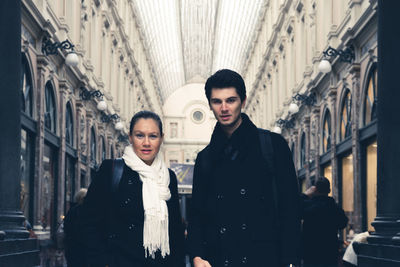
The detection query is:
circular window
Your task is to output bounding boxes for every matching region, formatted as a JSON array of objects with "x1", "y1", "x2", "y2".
[{"x1": 191, "y1": 110, "x2": 205, "y2": 124}]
